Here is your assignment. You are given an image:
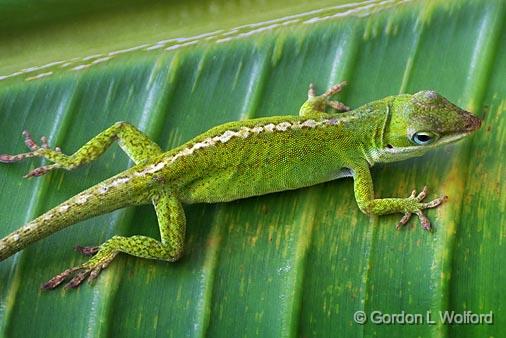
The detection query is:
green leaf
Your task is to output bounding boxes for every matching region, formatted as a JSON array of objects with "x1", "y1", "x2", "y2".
[{"x1": 0, "y1": 0, "x2": 504, "y2": 337}]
